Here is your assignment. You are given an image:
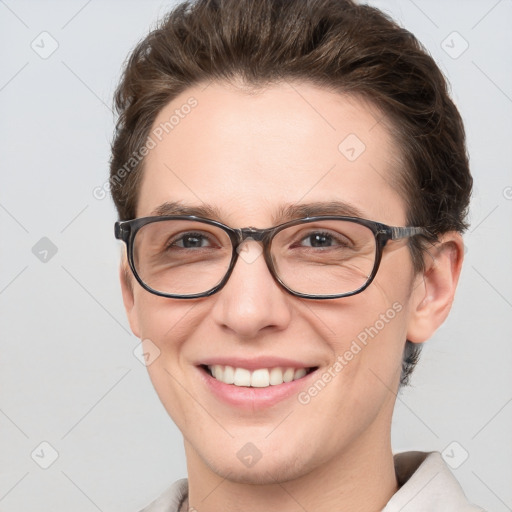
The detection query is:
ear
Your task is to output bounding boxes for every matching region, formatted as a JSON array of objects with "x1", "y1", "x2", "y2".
[
  {"x1": 119, "y1": 257, "x2": 141, "y2": 338},
  {"x1": 406, "y1": 232, "x2": 464, "y2": 343}
]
